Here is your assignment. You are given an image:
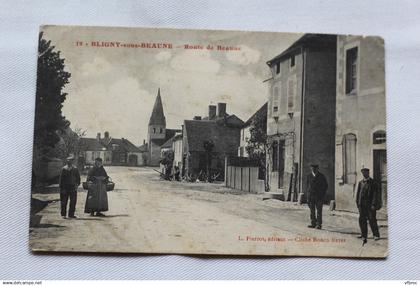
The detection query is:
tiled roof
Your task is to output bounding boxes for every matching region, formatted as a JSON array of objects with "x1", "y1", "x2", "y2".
[
  {"x1": 161, "y1": 136, "x2": 175, "y2": 149},
  {"x1": 138, "y1": 143, "x2": 148, "y2": 152},
  {"x1": 107, "y1": 138, "x2": 142, "y2": 152},
  {"x1": 184, "y1": 120, "x2": 241, "y2": 154},
  {"x1": 150, "y1": 128, "x2": 180, "y2": 146},
  {"x1": 267, "y1": 34, "x2": 337, "y2": 66},
  {"x1": 79, "y1": 138, "x2": 107, "y2": 151},
  {"x1": 244, "y1": 102, "x2": 268, "y2": 127}
]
